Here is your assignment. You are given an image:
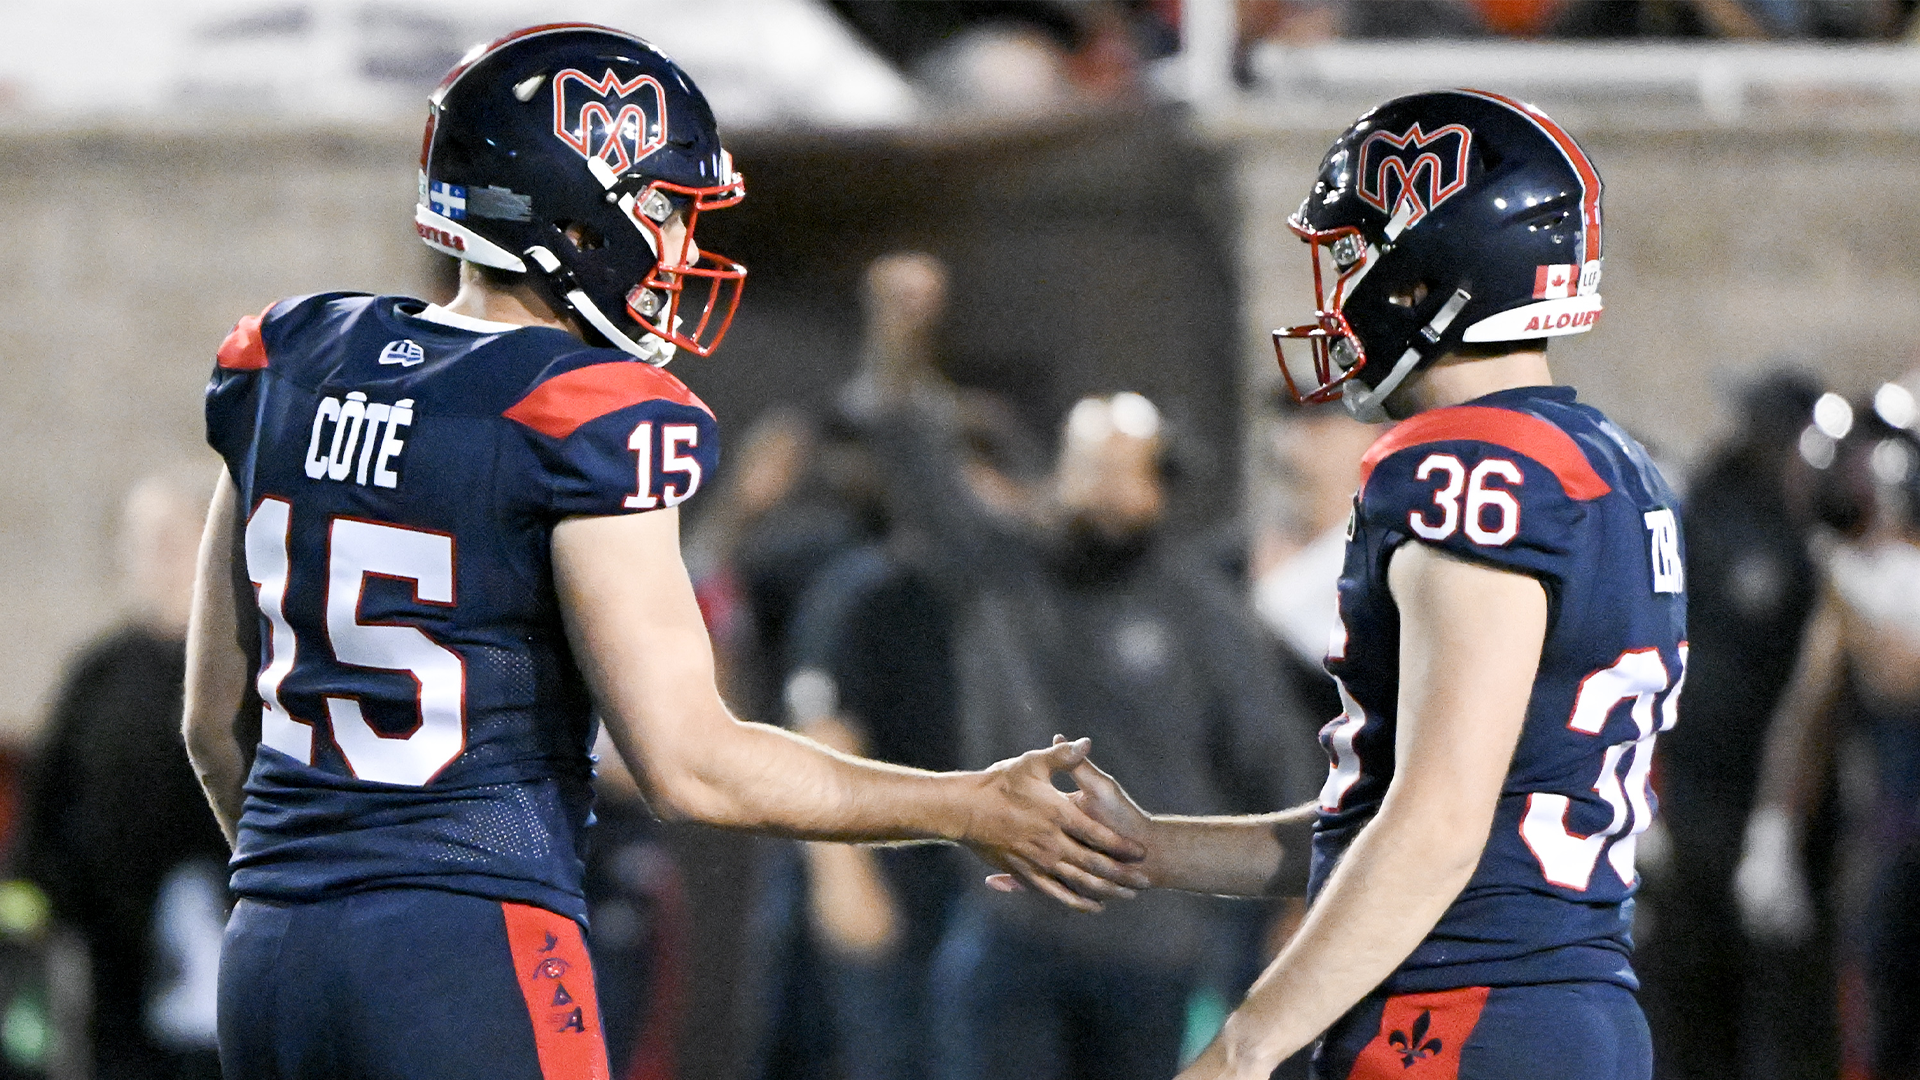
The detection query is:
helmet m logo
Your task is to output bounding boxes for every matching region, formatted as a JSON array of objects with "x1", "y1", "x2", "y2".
[
  {"x1": 1356, "y1": 123, "x2": 1472, "y2": 232},
  {"x1": 552, "y1": 68, "x2": 668, "y2": 175}
]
